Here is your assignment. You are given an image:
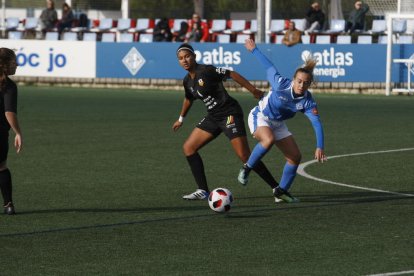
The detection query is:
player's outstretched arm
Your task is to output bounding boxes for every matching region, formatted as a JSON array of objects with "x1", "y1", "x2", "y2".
[{"x1": 229, "y1": 71, "x2": 264, "y2": 99}]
